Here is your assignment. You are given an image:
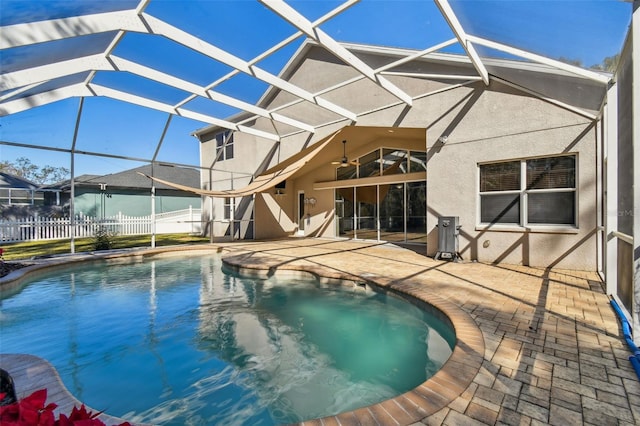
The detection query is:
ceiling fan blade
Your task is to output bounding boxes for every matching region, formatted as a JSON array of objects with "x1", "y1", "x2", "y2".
[{"x1": 331, "y1": 140, "x2": 353, "y2": 167}]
